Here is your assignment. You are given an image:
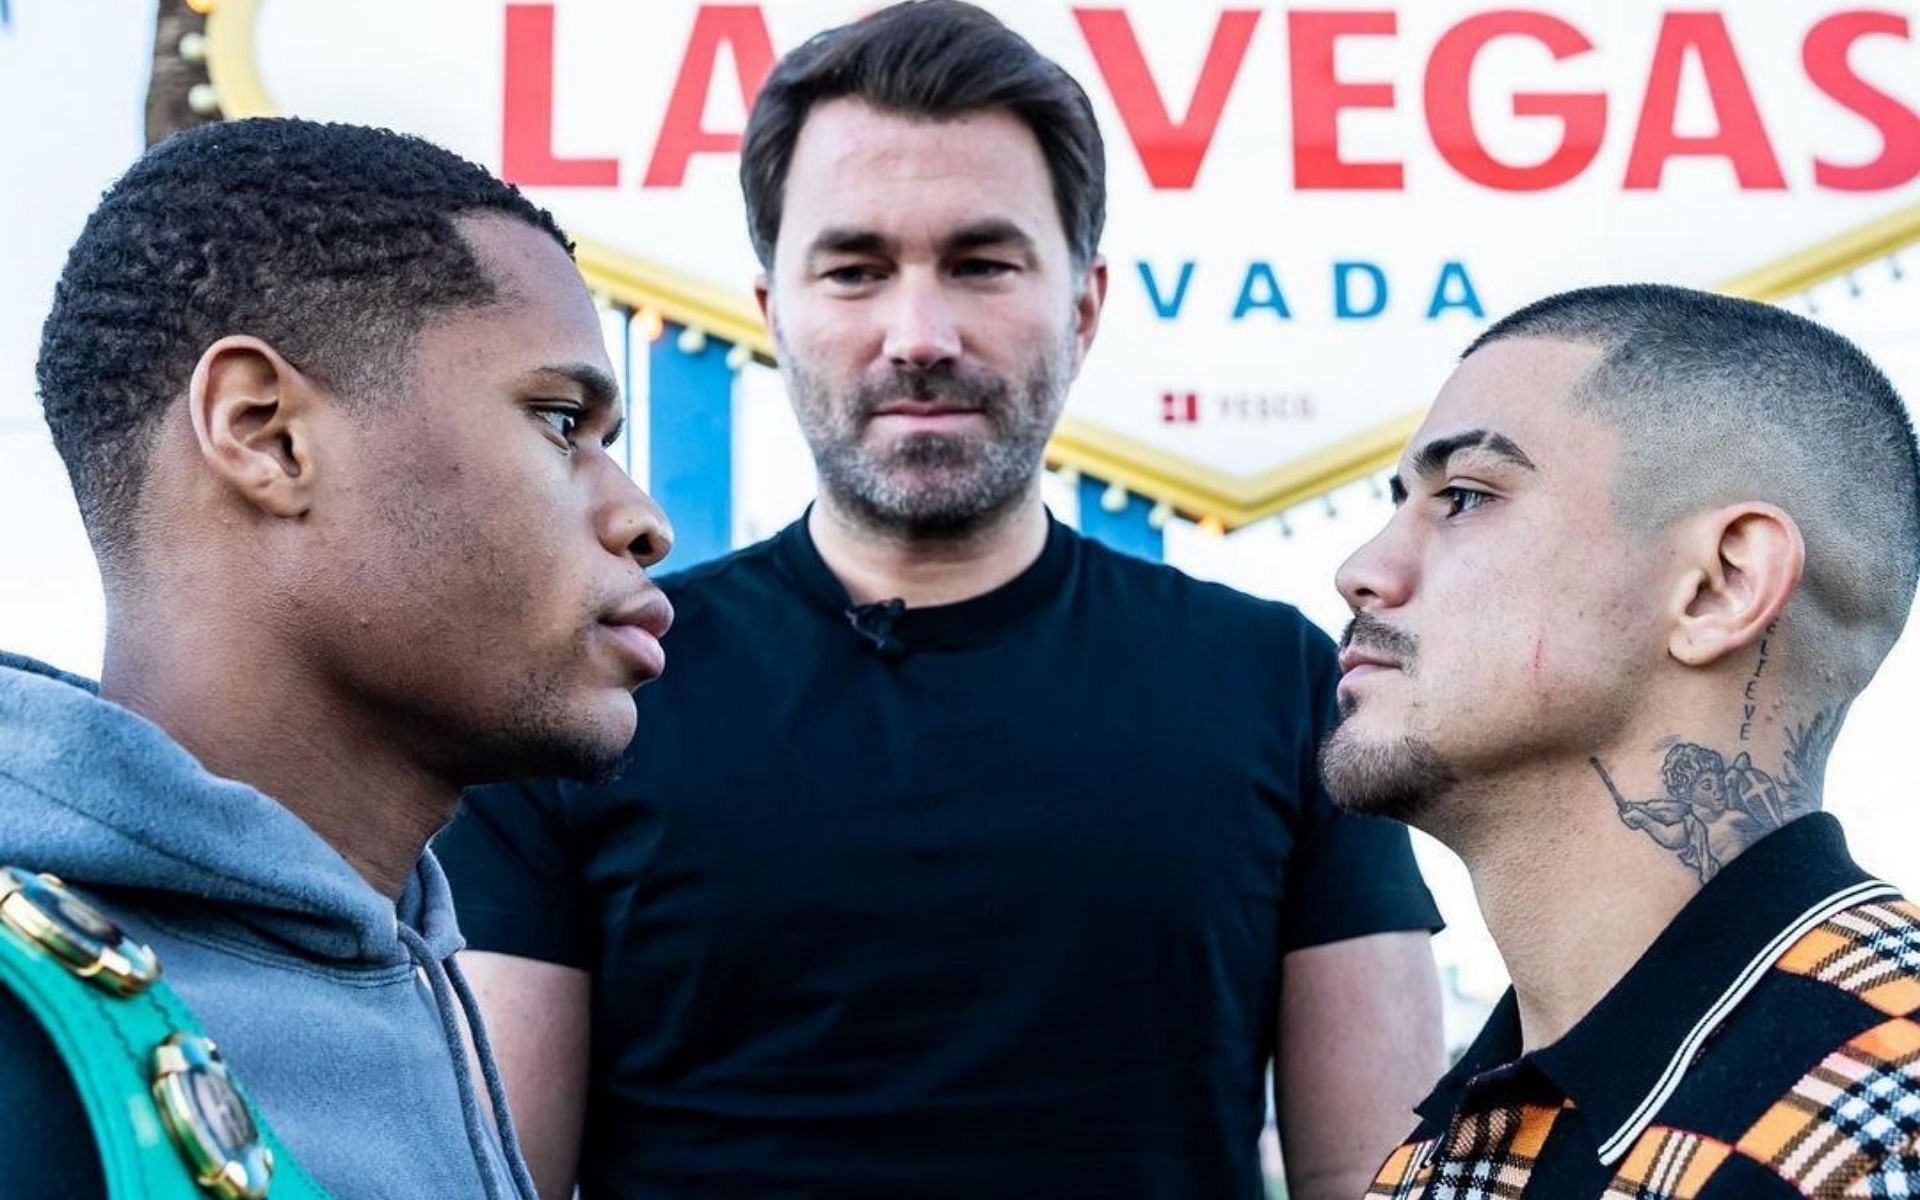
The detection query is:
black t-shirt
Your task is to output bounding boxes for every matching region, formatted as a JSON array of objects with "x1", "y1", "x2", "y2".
[{"x1": 439, "y1": 515, "x2": 1440, "y2": 1200}]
